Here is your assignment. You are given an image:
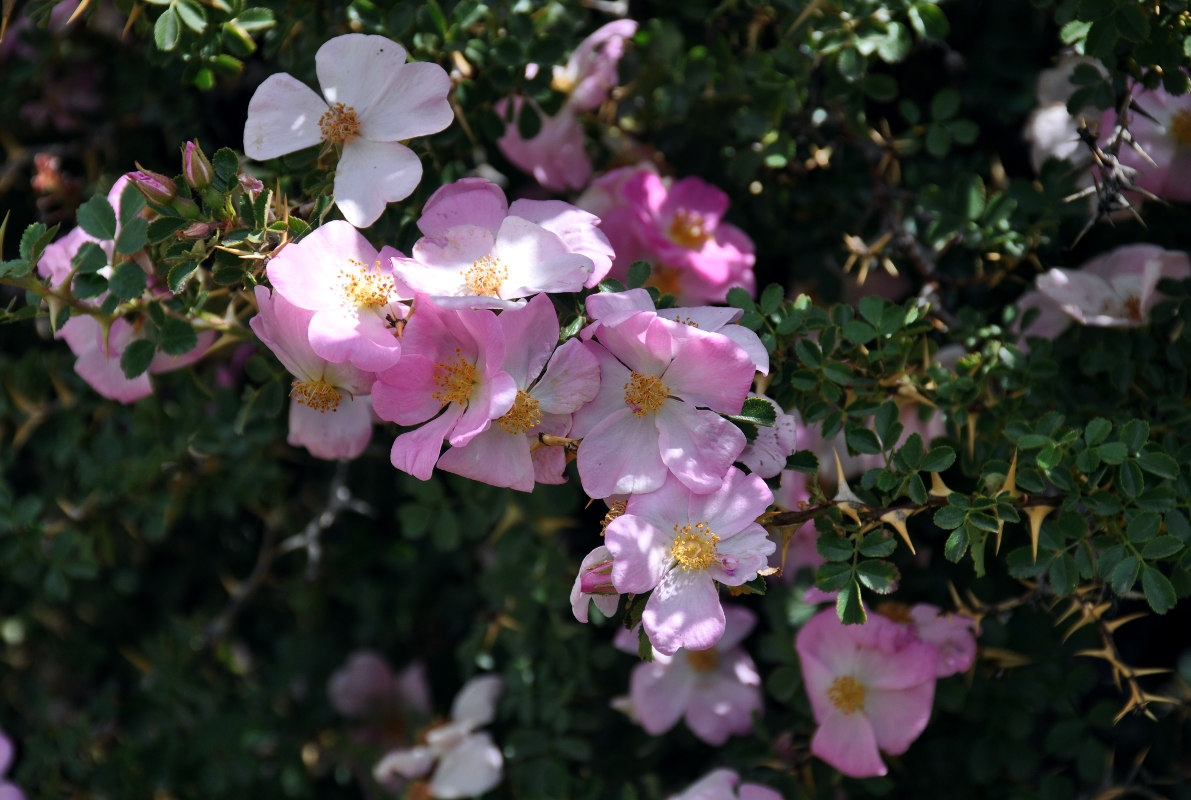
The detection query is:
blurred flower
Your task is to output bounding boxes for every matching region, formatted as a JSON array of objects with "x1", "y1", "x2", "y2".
[
  {"x1": 667, "y1": 768, "x2": 782, "y2": 800},
  {"x1": 0, "y1": 729, "x2": 25, "y2": 800},
  {"x1": 373, "y1": 675, "x2": 504, "y2": 799},
  {"x1": 571, "y1": 545, "x2": 620, "y2": 622},
  {"x1": 1031, "y1": 244, "x2": 1191, "y2": 329},
  {"x1": 907, "y1": 604, "x2": 979, "y2": 678},
  {"x1": 737, "y1": 395, "x2": 798, "y2": 479},
  {"x1": 244, "y1": 34, "x2": 453, "y2": 227},
  {"x1": 1024, "y1": 56, "x2": 1104, "y2": 173},
  {"x1": 126, "y1": 166, "x2": 177, "y2": 205},
  {"x1": 1101, "y1": 82, "x2": 1191, "y2": 202},
  {"x1": 795, "y1": 608, "x2": 937, "y2": 778},
  {"x1": 617, "y1": 605, "x2": 763, "y2": 745}
]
